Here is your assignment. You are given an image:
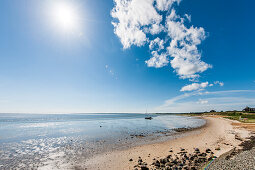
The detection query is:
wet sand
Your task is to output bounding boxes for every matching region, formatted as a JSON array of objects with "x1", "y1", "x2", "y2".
[{"x1": 81, "y1": 116, "x2": 253, "y2": 170}]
